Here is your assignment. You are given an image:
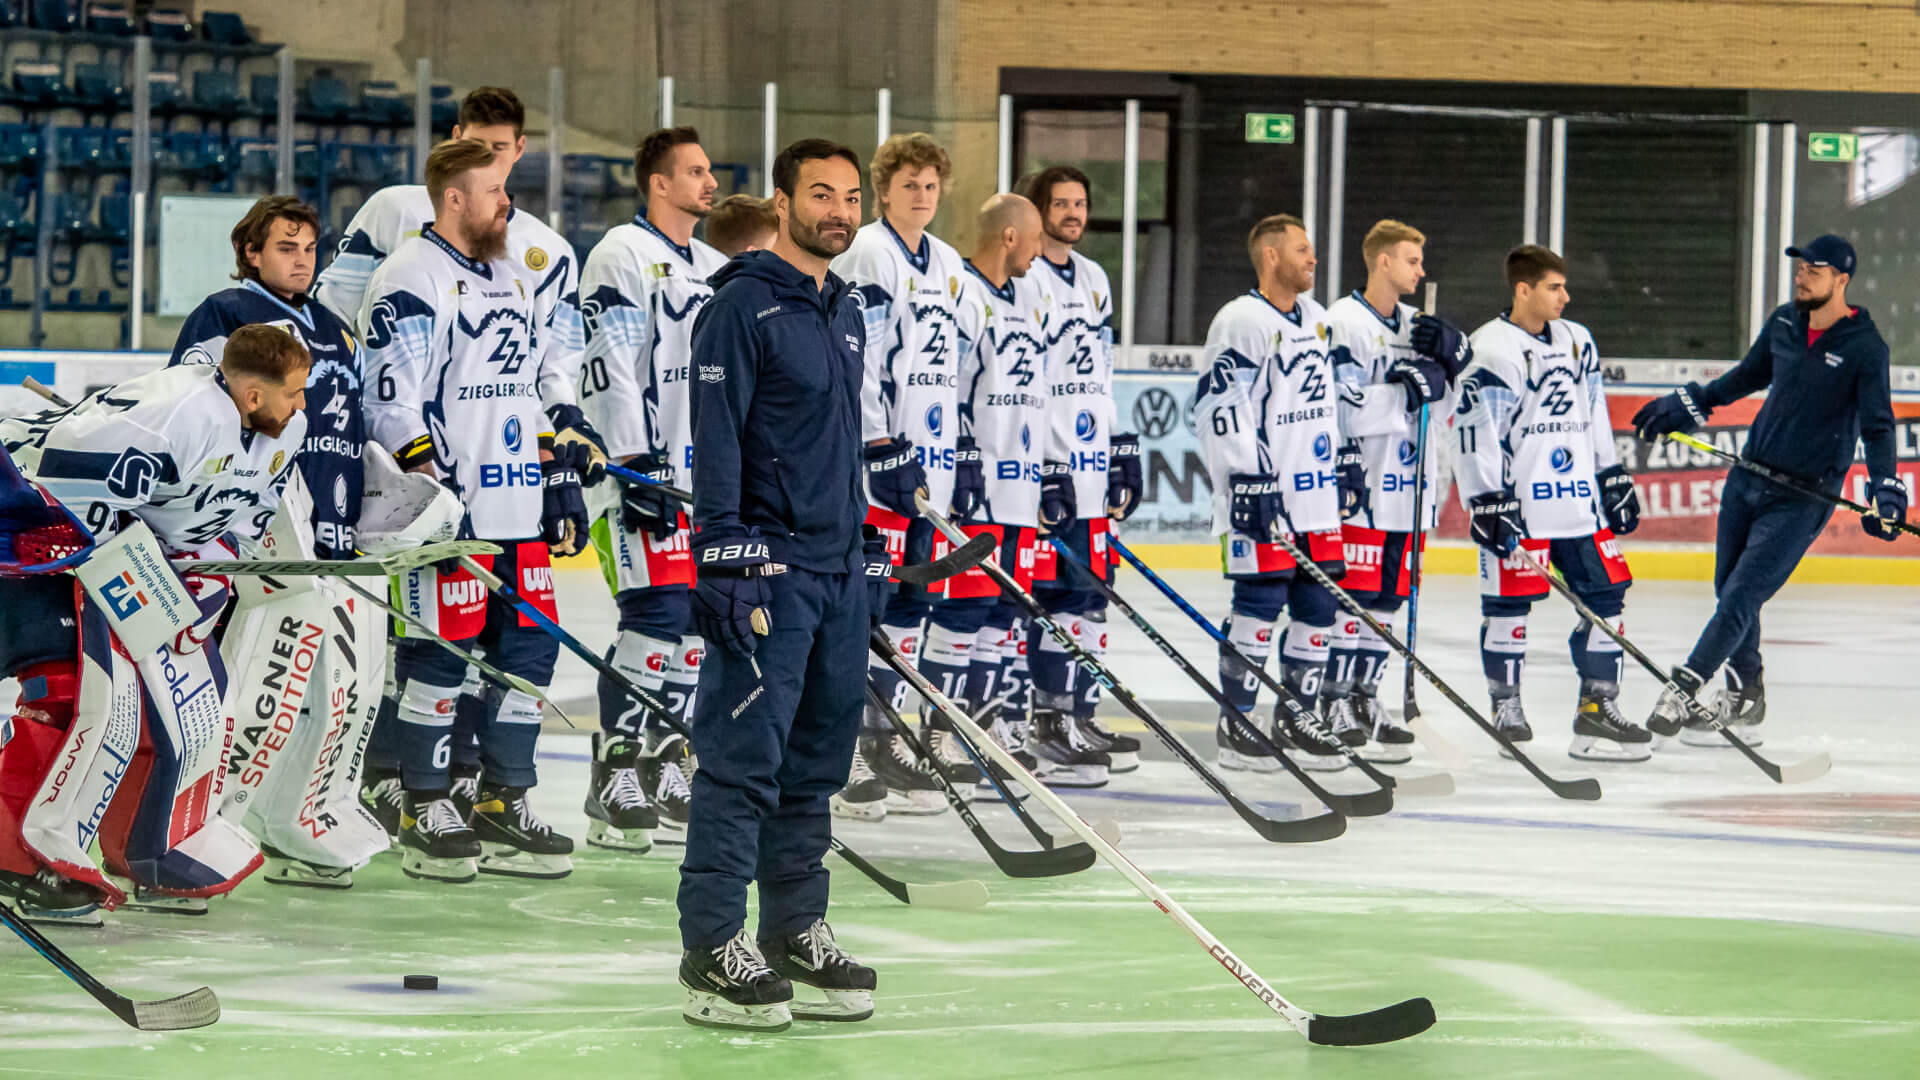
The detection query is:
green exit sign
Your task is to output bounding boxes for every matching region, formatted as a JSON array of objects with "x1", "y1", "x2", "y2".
[
  {"x1": 1245, "y1": 113, "x2": 1295, "y2": 144},
  {"x1": 1808, "y1": 132, "x2": 1858, "y2": 163}
]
